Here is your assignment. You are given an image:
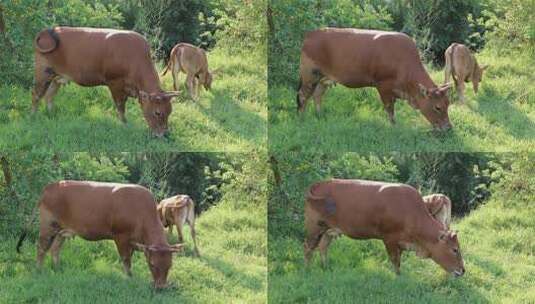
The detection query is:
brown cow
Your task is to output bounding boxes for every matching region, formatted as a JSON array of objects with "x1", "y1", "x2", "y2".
[
  {"x1": 161, "y1": 43, "x2": 214, "y2": 101},
  {"x1": 32, "y1": 27, "x2": 180, "y2": 137},
  {"x1": 304, "y1": 179, "x2": 465, "y2": 276},
  {"x1": 298, "y1": 28, "x2": 453, "y2": 130},
  {"x1": 16, "y1": 180, "x2": 182, "y2": 289},
  {"x1": 158, "y1": 194, "x2": 200, "y2": 257},
  {"x1": 423, "y1": 194, "x2": 452, "y2": 230},
  {"x1": 444, "y1": 43, "x2": 488, "y2": 103}
]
